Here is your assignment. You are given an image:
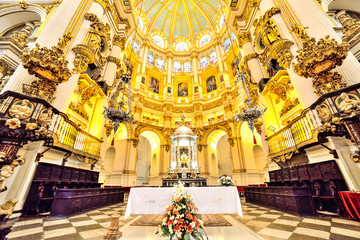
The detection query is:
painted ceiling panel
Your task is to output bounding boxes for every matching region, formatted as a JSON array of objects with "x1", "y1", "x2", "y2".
[{"x1": 136, "y1": 0, "x2": 228, "y2": 44}]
